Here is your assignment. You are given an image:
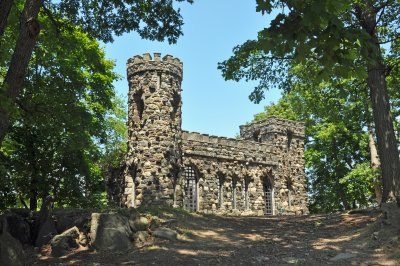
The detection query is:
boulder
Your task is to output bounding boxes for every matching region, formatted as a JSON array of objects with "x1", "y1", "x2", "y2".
[
  {"x1": 90, "y1": 213, "x2": 133, "y2": 251},
  {"x1": 149, "y1": 216, "x2": 161, "y2": 231},
  {"x1": 78, "y1": 231, "x2": 88, "y2": 246},
  {"x1": 53, "y1": 209, "x2": 91, "y2": 233},
  {"x1": 35, "y1": 218, "x2": 57, "y2": 247},
  {"x1": 133, "y1": 231, "x2": 153, "y2": 248},
  {"x1": 2, "y1": 212, "x2": 31, "y2": 245},
  {"x1": 50, "y1": 226, "x2": 80, "y2": 257},
  {"x1": 153, "y1": 227, "x2": 177, "y2": 241},
  {"x1": 0, "y1": 232, "x2": 24, "y2": 266},
  {"x1": 131, "y1": 216, "x2": 150, "y2": 231}
]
